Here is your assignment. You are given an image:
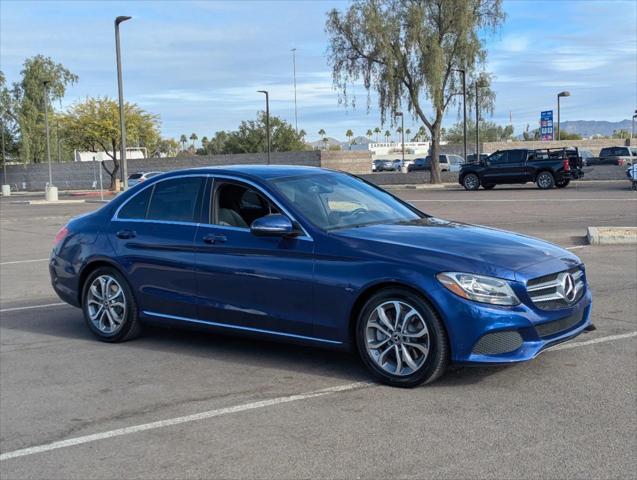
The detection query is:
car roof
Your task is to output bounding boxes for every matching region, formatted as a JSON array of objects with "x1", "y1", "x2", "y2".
[{"x1": 158, "y1": 164, "x2": 332, "y2": 181}]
